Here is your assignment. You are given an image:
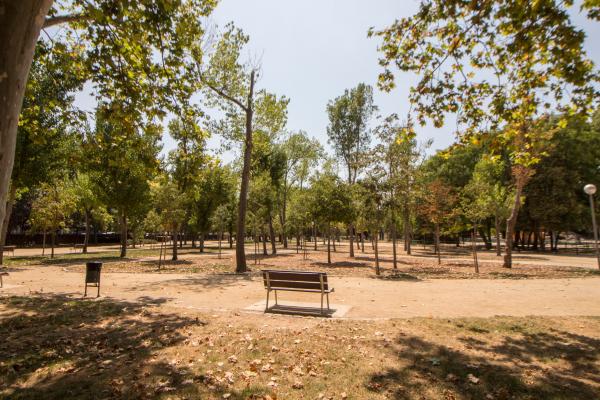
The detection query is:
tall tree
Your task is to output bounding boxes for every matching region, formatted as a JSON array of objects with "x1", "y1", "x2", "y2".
[
  {"x1": 371, "y1": 0, "x2": 598, "y2": 267},
  {"x1": 0, "y1": 41, "x2": 84, "y2": 265},
  {"x1": 326, "y1": 83, "x2": 377, "y2": 257},
  {"x1": 0, "y1": 0, "x2": 217, "y2": 251},
  {"x1": 84, "y1": 105, "x2": 160, "y2": 258},
  {"x1": 277, "y1": 131, "x2": 323, "y2": 248},
  {"x1": 195, "y1": 24, "x2": 288, "y2": 272}
]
